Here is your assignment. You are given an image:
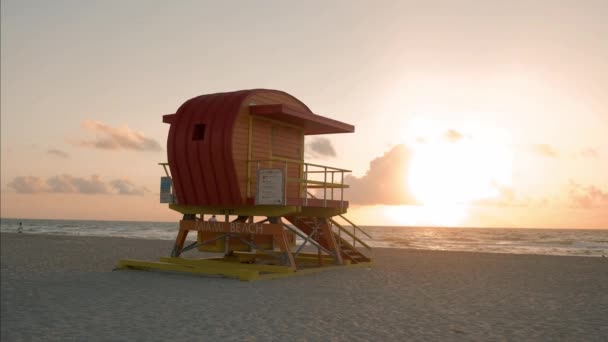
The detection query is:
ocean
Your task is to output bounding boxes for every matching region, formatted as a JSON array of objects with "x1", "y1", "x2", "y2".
[{"x1": 1, "y1": 218, "x2": 607, "y2": 258}]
